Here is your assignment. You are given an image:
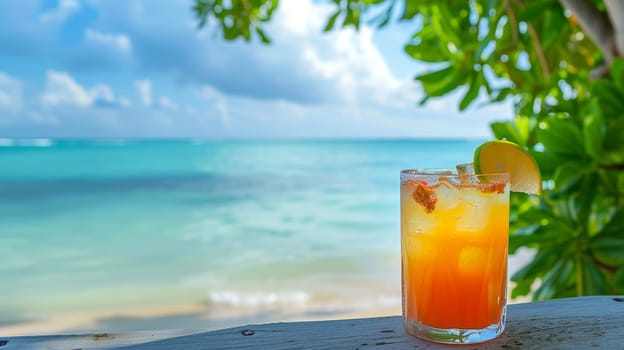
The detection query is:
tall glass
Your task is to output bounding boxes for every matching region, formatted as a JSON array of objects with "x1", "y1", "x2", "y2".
[{"x1": 400, "y1": 169, "x2": 510, "y2": 344}]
